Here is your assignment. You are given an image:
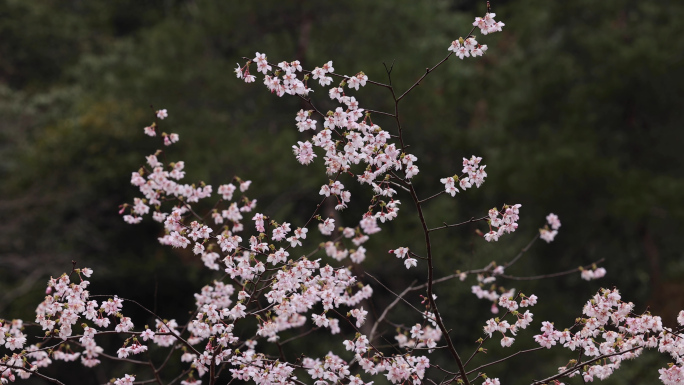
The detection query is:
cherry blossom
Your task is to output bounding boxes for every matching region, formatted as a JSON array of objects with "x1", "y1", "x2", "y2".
[{"x1": 5, "y1": 7, "x2": 673, "y2": 385}]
